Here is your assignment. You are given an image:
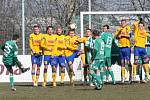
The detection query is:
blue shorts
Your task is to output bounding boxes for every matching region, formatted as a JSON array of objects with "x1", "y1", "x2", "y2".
[
  {"x1": 31, "y1": 55, "x2": 42, "y2": 66},
  {"x1": 66, "y1": 51, "x2": 79, "y2": 63},
  {"x1": 119, "y1": 47, "x2": 131, "y2": 61},
  {"x1": 52, "y1": 56, "x2": 66, "y2": 67},
  {"x1": 44, "y1": 56, "x2": 53, "y2": 65},
  {"x1": 134, "y1": 47, "x2": 147, "y2": 60}
]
